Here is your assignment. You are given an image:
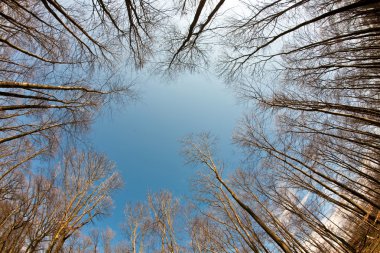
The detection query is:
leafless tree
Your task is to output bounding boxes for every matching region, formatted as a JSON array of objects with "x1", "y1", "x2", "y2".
[
  {"x1": 102, "y1": 227, "x2": 115, "y2": 253},
  {"x1": 120, "y1": 191, "x2": 186, "y2": 253},
  {"x1": 0, "y1": 0, "x2": 169, "y2": 174},
  {"x1": 0, "y1": 150, "x2": 122, "y2": 253},
  {"x1": 1, "y1": 1, "x2": 379, "y2": 252},
  {"x1": 122, "y1": 202, "x2": 152, "y2": 253},
  {"x1": 183, "y1": 133, "x2": 296, "y2": 253}
]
